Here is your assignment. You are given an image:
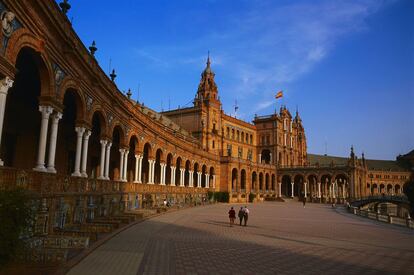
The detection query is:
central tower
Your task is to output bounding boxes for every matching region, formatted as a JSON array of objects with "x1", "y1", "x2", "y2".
[{"x1": 194, "y1": 55, "x2": 222, "y2": 152}]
